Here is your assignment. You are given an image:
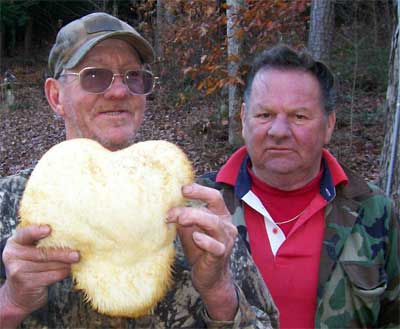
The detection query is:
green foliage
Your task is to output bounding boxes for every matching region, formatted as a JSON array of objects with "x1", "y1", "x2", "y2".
[
  {"x1": 0, "y1": 0, "x2": 60, "y2": 29},
  {"x1": 0, "y1": 1, "x2": 30, "y2": 28},
  {"x1": 359, "y1": 103, "x2": 385, "y2": 127},
  {"x1": 331, "y1": 0, "x2": 393, "y2": 93},
  {"x1": 7, "y1": 102, "x2": 18, "y2": 111},
  {"x1": 336, "y1": 98, "x2": 385, "y2": 129},
  {"x1": 331, "y1": 37, "x2": 391, "y2": 94},
  {"x1": 0, "y1": 0, "x2": 106, "y2": 41}
]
